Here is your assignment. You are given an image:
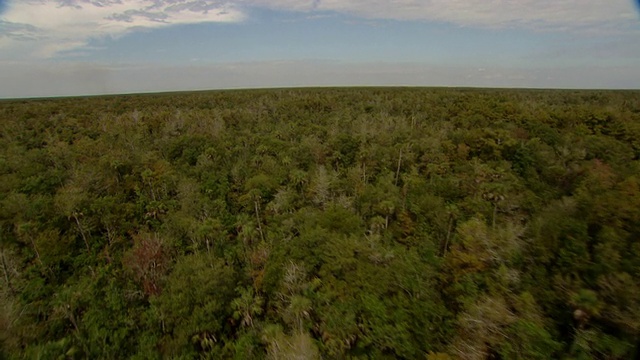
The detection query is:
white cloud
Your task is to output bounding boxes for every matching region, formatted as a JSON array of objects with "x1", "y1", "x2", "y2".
[
  {"x1": 0, "y1": 0, "x2": 637, "y2": 58},
  {"x1": 0, "y1": 0, "x2": 244, "y2": 57},
  {"x1": 249, "y1": 0, "x2": 636, "y2": 30}
]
